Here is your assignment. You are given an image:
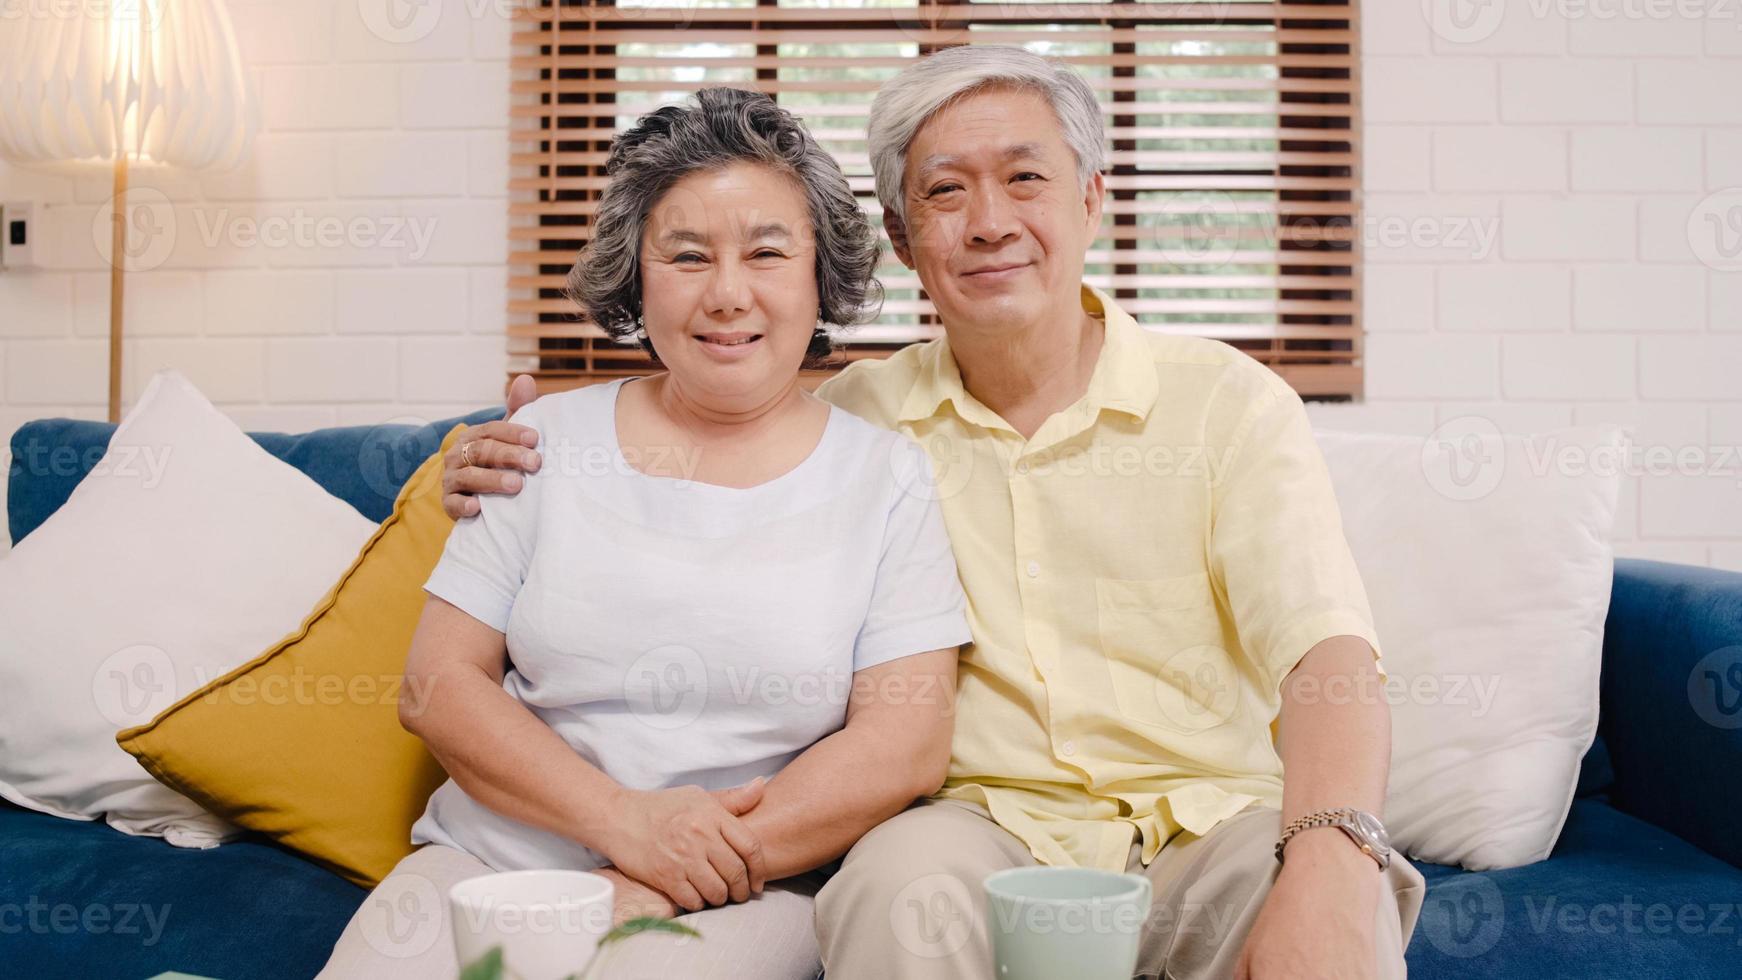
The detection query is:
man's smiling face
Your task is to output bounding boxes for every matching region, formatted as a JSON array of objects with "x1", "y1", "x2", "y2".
[{"x1": 891, "y1": 85, "x2": 1103, "y2": 334}]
